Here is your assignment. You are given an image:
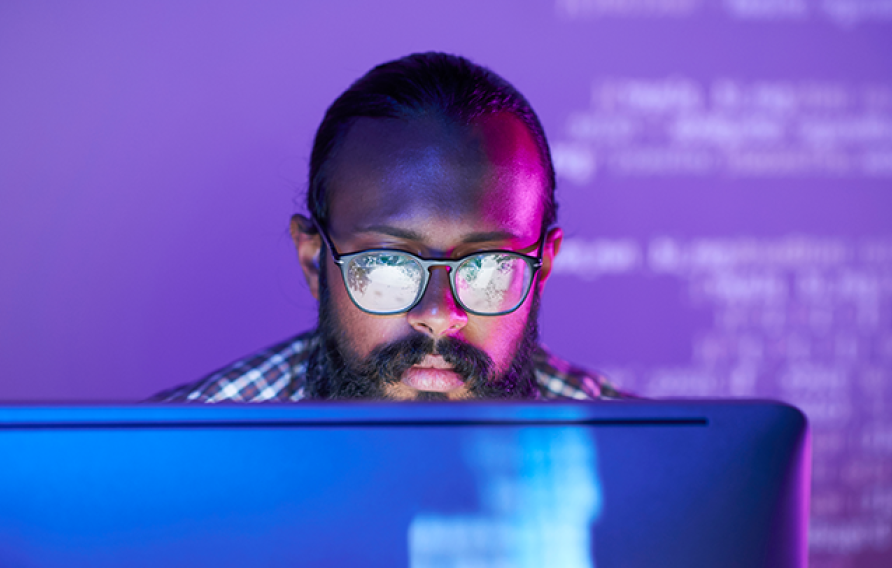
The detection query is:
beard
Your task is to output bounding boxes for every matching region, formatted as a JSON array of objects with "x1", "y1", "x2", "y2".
[{"x1": 303, "y1": 264, "x2": 540, "y2": 401}]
